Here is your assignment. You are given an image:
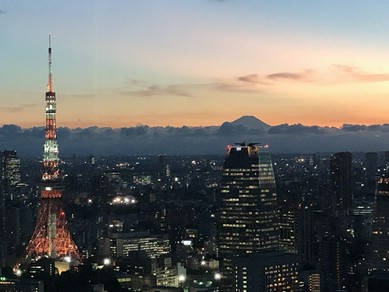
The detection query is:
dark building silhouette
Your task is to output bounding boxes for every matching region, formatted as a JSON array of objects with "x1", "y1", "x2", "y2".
[
  {"x1": 365, "y1": 152, "x2": 378, "y2": 193},
  {"x1": 0, "y1": 150, "x2": 22, "y2": 259},
  {"x1": 368, "y1": 271, "x2": 389, "y2": 292},
  {"x1": 365, "y1": 152, "x2": 378, "y2": 179},
  {"x1": 298, "y1": 195, "x2": 316, "y2": 267},
  {"x1": 218, "y1": 144, "x2": 279, "y2": 291},
  {"x1": 330, "y1": 152, "x2": 352, "y2": 215},
  {"x1": 371, "y1": 176, "x2": 389, "y2": 271}
]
